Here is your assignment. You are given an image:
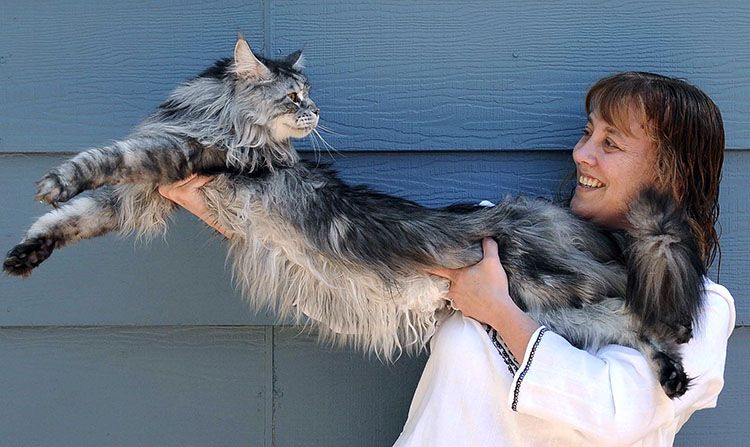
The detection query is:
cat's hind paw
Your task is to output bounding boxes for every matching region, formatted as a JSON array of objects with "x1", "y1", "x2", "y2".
[{"x1": 3, "y1": 237, "x2": 56, "y2": 277}]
